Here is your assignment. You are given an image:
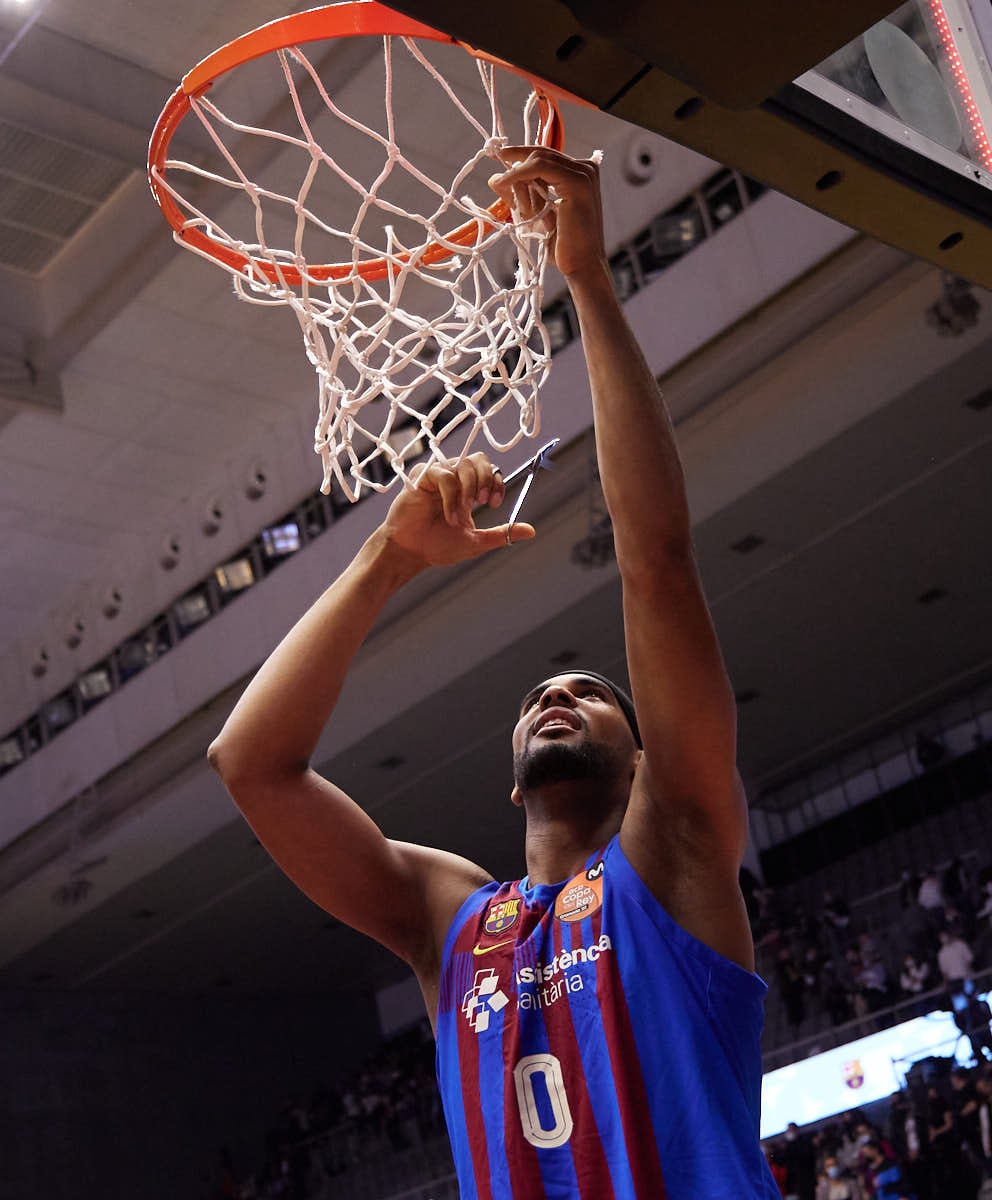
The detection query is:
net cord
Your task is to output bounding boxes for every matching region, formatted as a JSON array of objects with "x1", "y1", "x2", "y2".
[{"x1": 149, "y1": 34, "x2": 561, "y2": 500}]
